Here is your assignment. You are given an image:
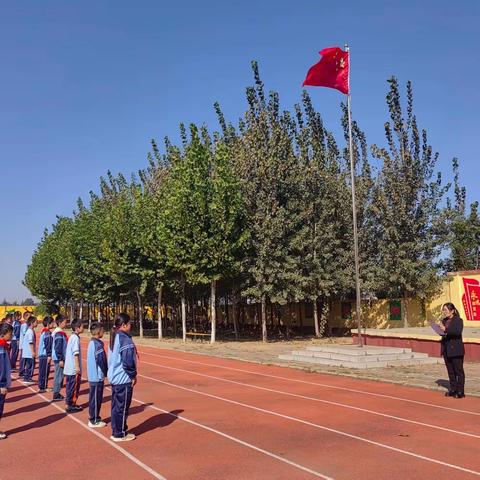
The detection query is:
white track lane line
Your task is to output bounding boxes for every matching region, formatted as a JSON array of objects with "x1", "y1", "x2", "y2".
[
  {"x1": 137, "y1": 349, "x2": 480, "y2": 416},
  {"x1": 137, "y1": 371, "x2": 480, "y2": 477},
  {"x1": 17, "y1": 380, "x2": 167, "y2": 480},
  {"x1": 77, "y1": 352, "x2": 334, "y2": 480},
  {"x1": 139, "y1": 359, "x2": 480, "y2": 440}
]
